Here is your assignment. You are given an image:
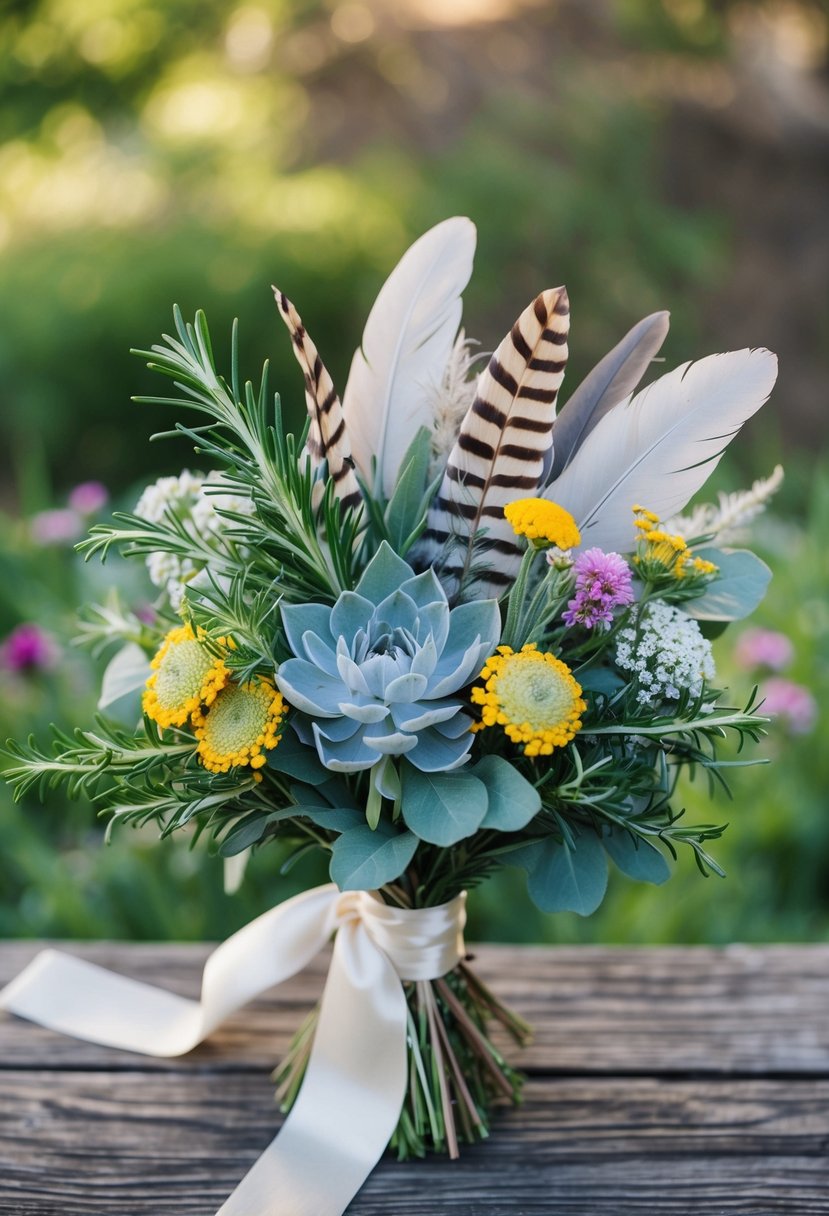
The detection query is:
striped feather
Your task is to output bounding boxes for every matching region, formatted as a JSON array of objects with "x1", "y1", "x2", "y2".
[
  {"x1": 273, "y1": 289, "x2": 362, "y2": 513},
  {"x1": 417, "y1": 287, "x2": 570, "y2": 598}
]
